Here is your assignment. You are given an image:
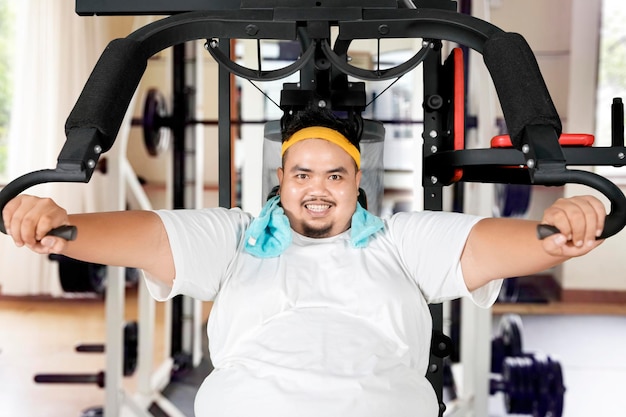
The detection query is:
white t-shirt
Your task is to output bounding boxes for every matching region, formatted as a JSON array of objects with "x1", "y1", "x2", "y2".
[{"x1": 145, "y1": 208, "x2": 502, "y2": 417}]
